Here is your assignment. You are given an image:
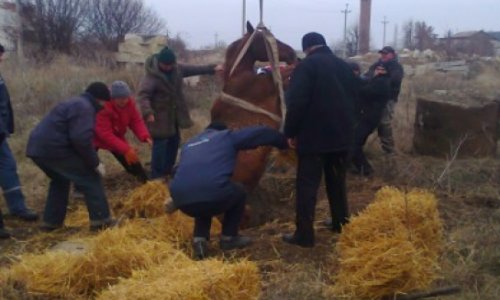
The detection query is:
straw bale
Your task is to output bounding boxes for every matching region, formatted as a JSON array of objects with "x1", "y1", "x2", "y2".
[
  {"x1": 328, "y1": 187, "x2": 444, "y2": 299},
  {"x1": 6, "y1": 215, "x2": 223, "y2": 298},
  {"x1": 98, "y1": 259, "x2": 261, "y2": 300},
  {"x1": 118, "y1": 180, "x2": 171, "y2": 218},
  {"x1": 7, "y1": 224, "x2": 181, "y2": 298}
]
